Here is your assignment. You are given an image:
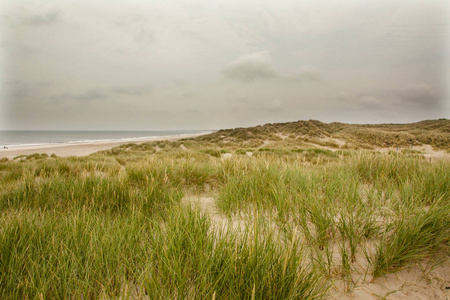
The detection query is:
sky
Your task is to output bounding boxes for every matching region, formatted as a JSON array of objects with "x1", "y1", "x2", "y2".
[{"x1": 0, "y1": 0, "x2": 449, "y2": 130}]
